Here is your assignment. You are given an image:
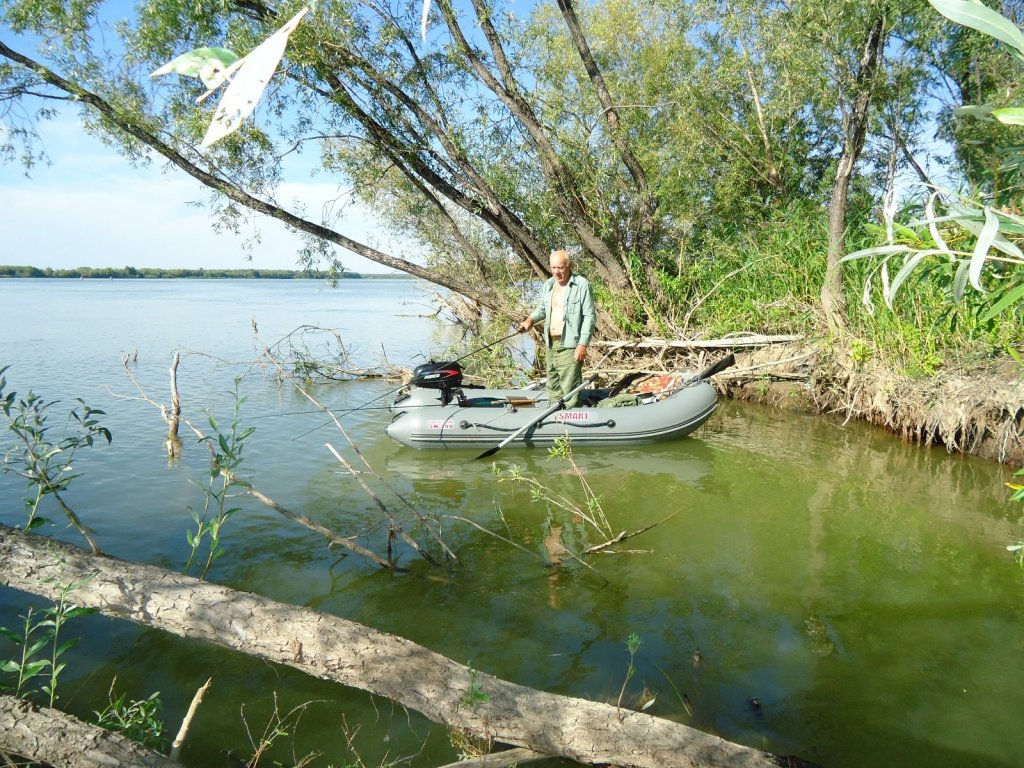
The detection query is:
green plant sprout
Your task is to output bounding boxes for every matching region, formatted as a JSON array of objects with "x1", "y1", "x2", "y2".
[
  {"x1": 185, "y1": 382, "x2": 254, "y2": 579},
  {"x1": 493, "y1": 436, "x2": 612, "y2": 540},
  {"x1": 0, "y1": 365, "x2": 111, "y2": 554},
  {"x1": 616, "y1": 632, "x2": 643, "y2": 722},
  {"x1": 94, "y1": 677, "x2": 166, "y2": 751},
  {"x1": 0, "y1": 574, "x2": 97, "y2": 707},
  {"x1": 460, "y1": 667, "x2": 489, "y2": 709}
]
